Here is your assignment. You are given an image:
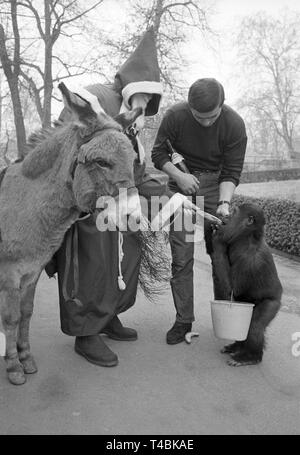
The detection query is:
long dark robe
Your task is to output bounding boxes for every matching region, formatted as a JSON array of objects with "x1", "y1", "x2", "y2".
[{"x1": 51, "y1": 83, "x2": 165, "y2": 336}]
